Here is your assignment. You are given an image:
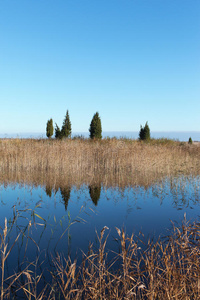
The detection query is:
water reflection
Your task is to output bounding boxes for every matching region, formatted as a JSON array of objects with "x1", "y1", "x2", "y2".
[
  {"x1": 45, "y1": 185, "x2": 53, "y2": 198},
  {"x1": 0, "y1": 174, "x2": 200, "y2": 299},
  {"x1": 60, "y1": 186, "x2": 71, "y2": 210},
  {"x1": 39, "y1": 176, "x2": 200, "y2": 216},
  {"x1": 0, "y1": 175, "x2": 200, "y2": 278},
  {"x1": 44, "y1": 183, "x2": 102, "y2": 209},
  {"x1": 1, "y1": 175, "x2": 200, "y2": 212},
  {"x1": 89, "y1": 184, "x2": 101, "y2": 206}
]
